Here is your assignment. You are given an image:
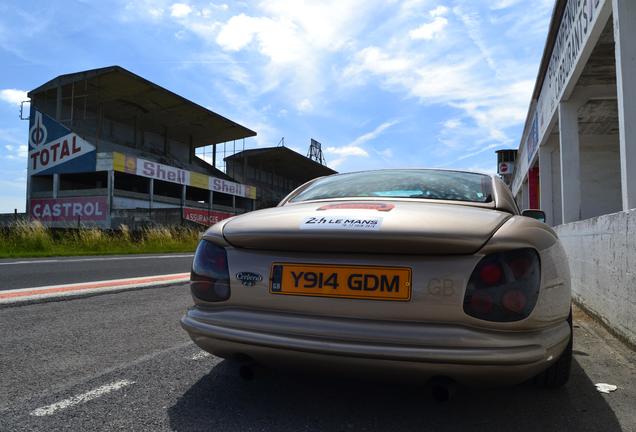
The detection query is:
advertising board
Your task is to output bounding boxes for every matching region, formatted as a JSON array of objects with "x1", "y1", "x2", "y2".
[
  {"x1": 28, "y1": 109, "x2": 96, "y2": 175},
  {"x1": 112, "y1": 152, "x2": 257, "y2": 199},
  {"x1": 30, "y1": 196, "x2": 109, "y2": 222},
  {"x1": 182, "y1": 207, "x2": 234, "y2": 226}
]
